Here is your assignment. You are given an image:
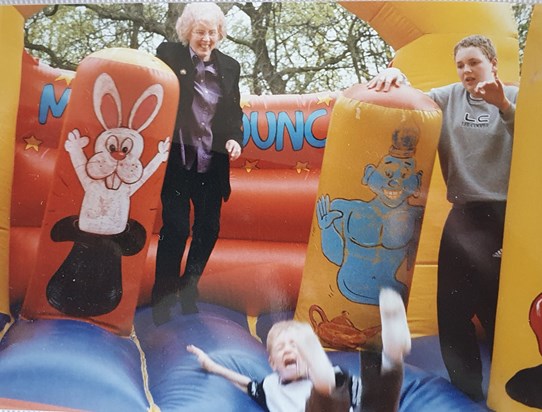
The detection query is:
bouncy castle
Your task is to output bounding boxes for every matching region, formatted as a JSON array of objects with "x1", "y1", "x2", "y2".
[{"x1": 0, "y1": 2, "x2": 541, "y2": 411}]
